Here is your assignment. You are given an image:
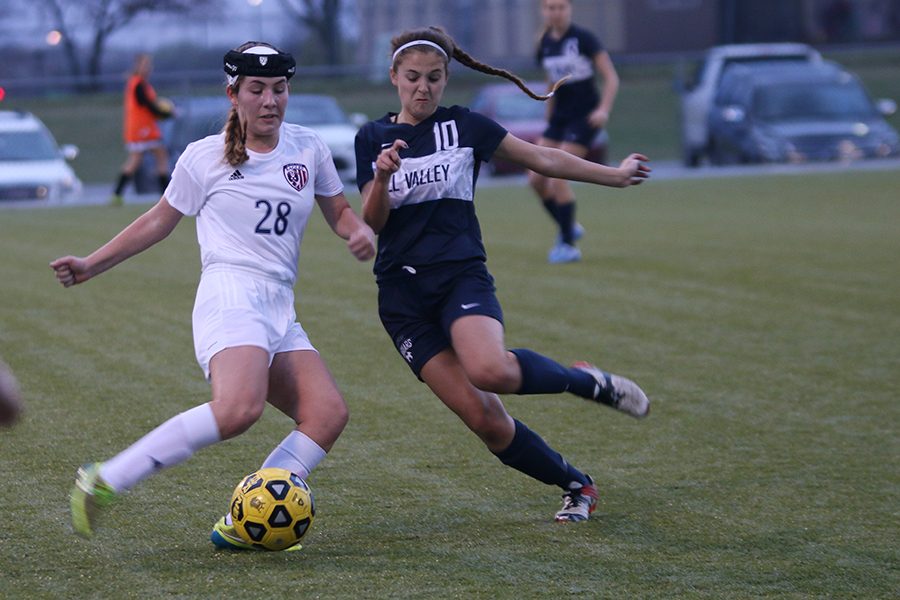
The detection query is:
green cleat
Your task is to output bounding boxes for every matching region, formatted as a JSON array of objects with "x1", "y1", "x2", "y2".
[
  {"x1": 70, "y1": 463, "x2": 117, "y2": 538},
  {"x1": 210, "y1": 515, "x2": 303, "y2": 552},
  {"x1": 109, "y1": 194, "x2": 124, "y2": 207}
]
